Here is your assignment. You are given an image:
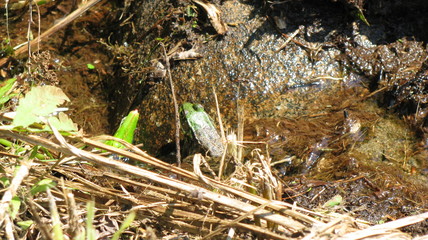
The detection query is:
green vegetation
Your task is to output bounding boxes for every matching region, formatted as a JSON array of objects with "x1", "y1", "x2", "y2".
[
  {"x1": 86, "y1": 63, "x2": 96, "y2": 69},
  {"x1": 0, "y1": 39, "x2": 14, "y2": 58},
  {"x1": 105, "y1": 109, "x2": 139, "y2": 149},
  {"x1": 12, "y1": 85, "x2": 77, "y2": 131}
]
